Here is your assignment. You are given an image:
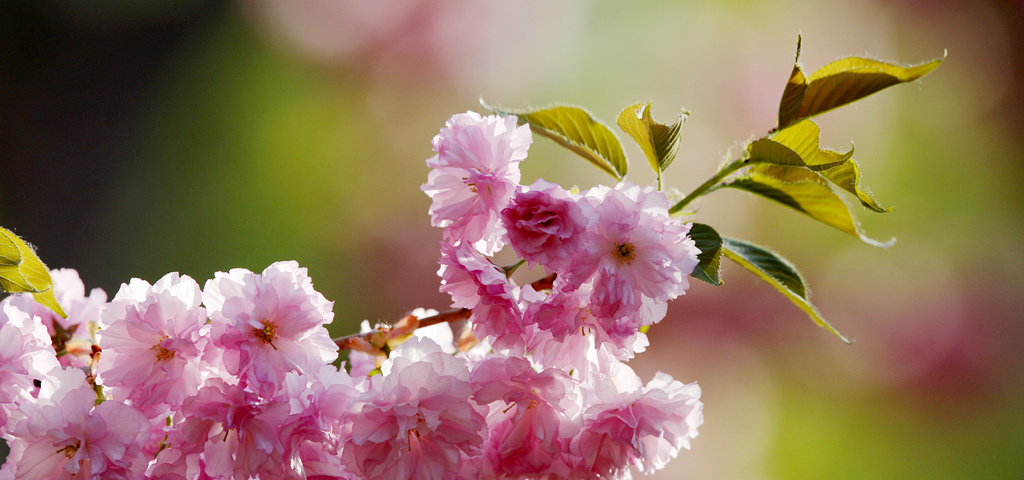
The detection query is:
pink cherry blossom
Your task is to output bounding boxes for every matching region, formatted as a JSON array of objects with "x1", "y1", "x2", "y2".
[
  {"x1": 169, "y1": 378, "x2": 294, "y2": 480},
  {"x1": 569, "y1": 181, "x2": 700, "y2": 318},
  {"x1": 422, "y1": 111, "x2": 532, "y2": 255},
  {"x1": 279, "y1": 366, "x2": 360, "y2": 471},
  {"x1": 438, "y1": 240, "x2": 525, "y2": 350},
  {"x1": 3, "y1": 268, "x2": 106, "y2": 368},
  {"x1": 572, "y1": 362, "x2": 703, "y2": 477},
  {"x1": 0, "y1": 303, "x2": 59, "y2": 435},
  {"x1": 204, "y1": 261, "x2": 338, "y2": 395},
  {"x1": 5, "y1": 367, "x2": 151, "y2": 480},
  {"x1": 95, "y1": 273, "x2": 213, "y2": 415},
  {"x1": 471, "y1": 355, "x2": 582, "y2": 478},
  {"x1": 342, "y1": 337, "x2": 486, "y2": 480}
]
